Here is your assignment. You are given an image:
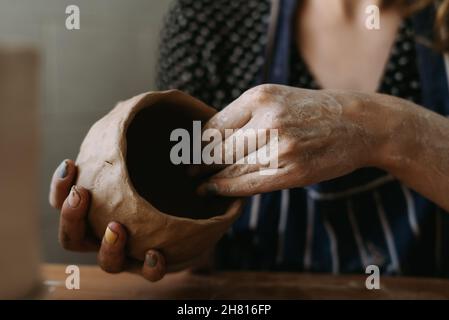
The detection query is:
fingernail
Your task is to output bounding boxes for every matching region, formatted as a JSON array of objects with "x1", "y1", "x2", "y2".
[
  {"x1": 68, "y1": 186, "x2": 81, "y2": 208},
  {"x1": 145, "y1": 252, "x2": 158, "y2": 268},
  {"x1": 104, "y1": 226, "x2": 118, "y2": 245},
  {"x1": 198, "y1": 183, "x2": 218, "y2": 196},
  {"x1": 57, "y1": 160, "x2": 68, "y2": 179}
]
